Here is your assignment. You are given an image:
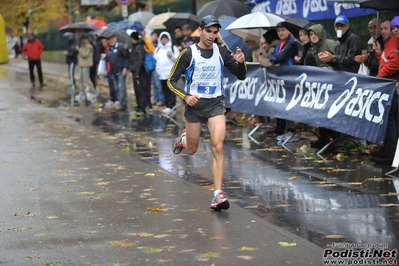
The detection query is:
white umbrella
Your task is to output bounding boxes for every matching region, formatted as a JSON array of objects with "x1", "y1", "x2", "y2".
[
  {"x1": 146, "y1": 12, "x2": 176, "y2": 30},
  {"x1": 230, "y1": 28, "x2": 267, "y2": 43},
  {"x1": 226, "y1": 12, "x2": 284, "y2": 60},
  {"x1": 225, "y1": 11, "x2": 284, "y2": 30},
  {"x1": 128, "y1": 10, "x2": 155, "y2": 25}
]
